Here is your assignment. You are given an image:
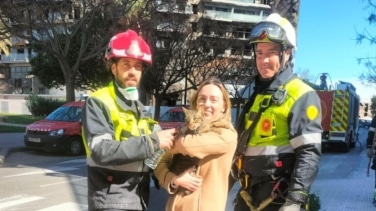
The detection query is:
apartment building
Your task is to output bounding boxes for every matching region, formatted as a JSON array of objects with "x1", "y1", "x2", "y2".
[
  {"x1": 157, "y1": 0, "x2": 271, "y2": 56},
  {"x1": 155, "y1": 0, "x2": 272, "y2": 103}
]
